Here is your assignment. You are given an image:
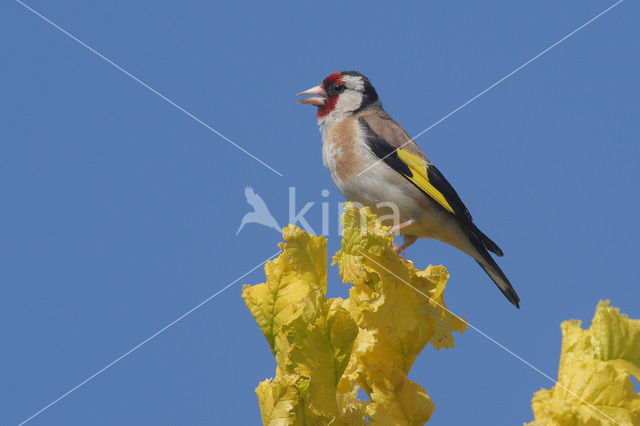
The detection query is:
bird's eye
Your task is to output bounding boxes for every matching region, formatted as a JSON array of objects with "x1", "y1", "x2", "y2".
[{"x1": 333, "y1": 84, "x2": 345, "y2": 94}]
